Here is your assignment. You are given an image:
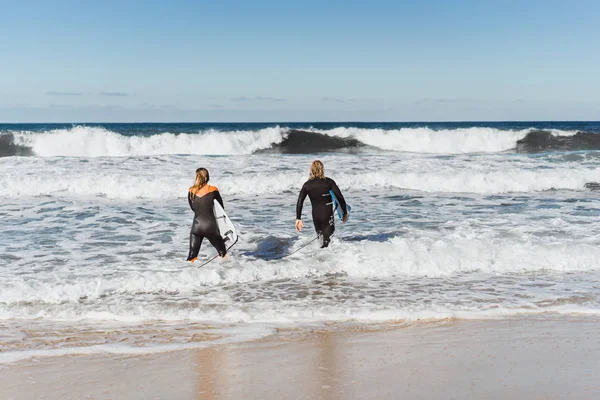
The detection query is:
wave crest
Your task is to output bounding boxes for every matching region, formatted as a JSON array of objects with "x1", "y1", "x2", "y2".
[
  {"x1": 11, "y1": 126, "x2": 286, "y2": 157},
  {"x1": 313, "y1": 126, "x2": 531, "y2": 153},
  {"x1": 0, "y1": 133, "x2": 34, "y2": 157},
  {"x1": 2, "y1": 126, "x2": 593, "y2": 157}
]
